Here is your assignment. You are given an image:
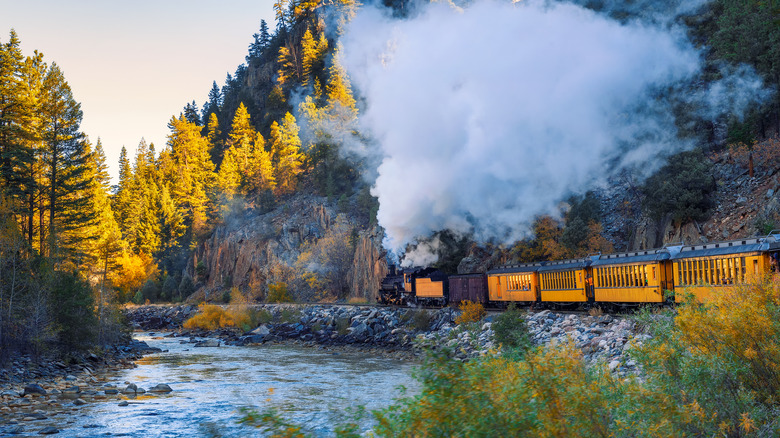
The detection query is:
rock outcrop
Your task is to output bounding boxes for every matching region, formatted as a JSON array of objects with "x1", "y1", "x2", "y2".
[{"x1": 189, "y1": 194, "x2": 386, "y2": 300}]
